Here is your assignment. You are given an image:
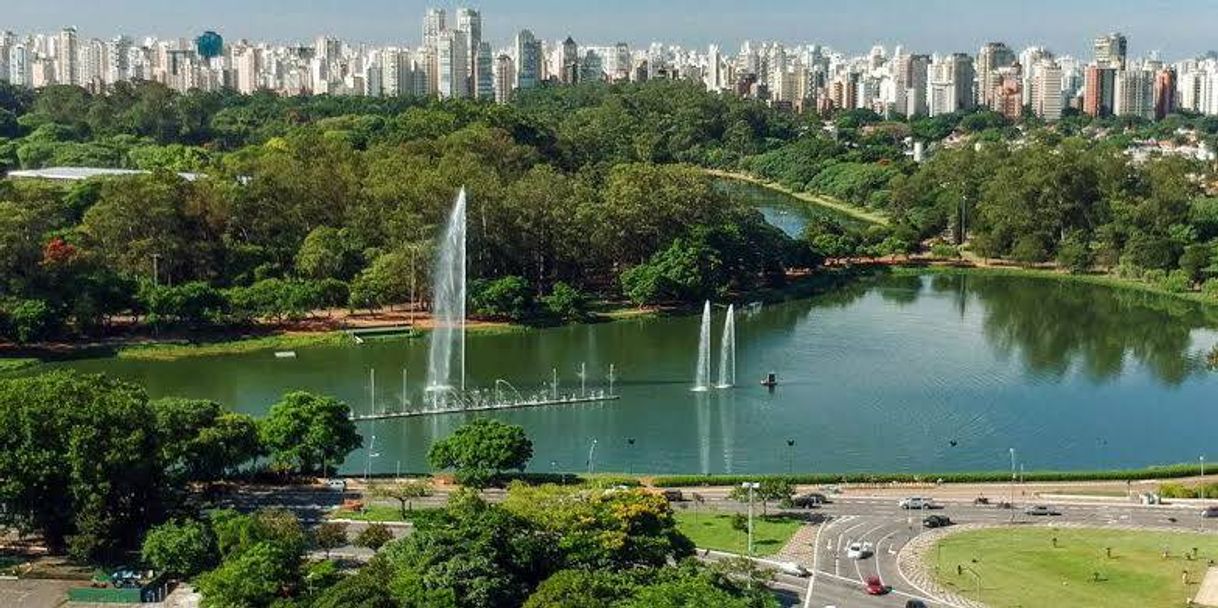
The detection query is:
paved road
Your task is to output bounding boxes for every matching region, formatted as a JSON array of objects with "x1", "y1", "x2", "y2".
[{"x1": 213, "y1": 483, "x2": 1218, "y2": 607}]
